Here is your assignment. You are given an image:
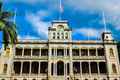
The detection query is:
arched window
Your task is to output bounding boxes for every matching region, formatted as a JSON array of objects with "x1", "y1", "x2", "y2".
[
  {"x1": 57, "y1": 61, "x2": 64, "y2": 75},
  {"x1": 110, "y1": 48, "x2": 114, "y2": 57},
  {"x1": 57, "y1": 32, "x2": 60, "y2": 39},
  {"x1": 61, "y1": 32, "x2": 64, "y2": 39},
  {"x1": 53, "y1": 32, "x2": 55, "y2": 39},
  {"x1": 65, "y1": 32, "x2": 68, "y2": 39},
  {"x1": 112, "y1": 64, "x2": 117, "y2": 73}
]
